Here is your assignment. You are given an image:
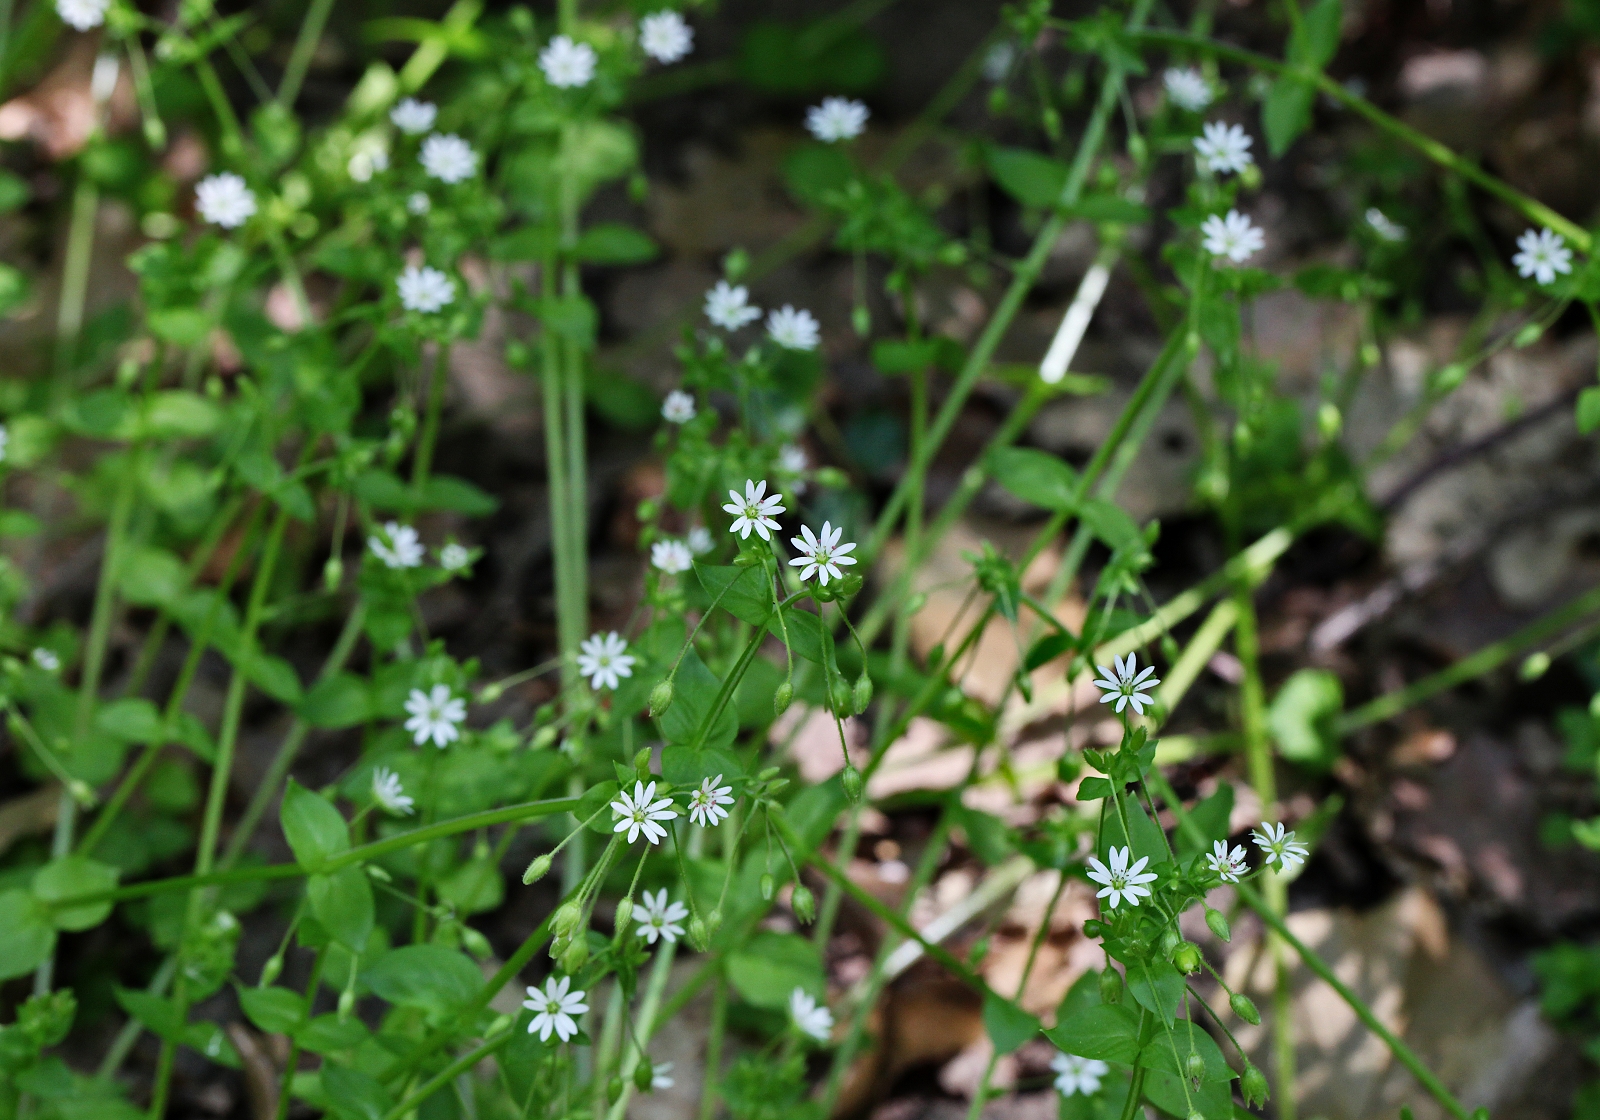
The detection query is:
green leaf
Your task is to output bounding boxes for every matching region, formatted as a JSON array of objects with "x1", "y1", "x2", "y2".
[
  {"x1": 1128, "y1": 959, "x2": 1185, "y2": 1025},
  {"x1": 658, "y1": 649, "x2": 738, "y2": 752},
  {"x1": 419, "y1": 474, "x2": 499, "y2": 516},
  {"x1": 1068, "y1": 193, "x2": 1151, "y2": 225},
  {"x1": 575, "y1": 780, "x2": 620, "y2": 835},
  {"x1": 1137, "y1": 1019, "x2": 1233, "y2": 1082},
  {"x1": 1025, "y1": 631, "x2": 1075, "y2": 671},
  {"x1": 361, "y1": 945, "x2": 482, "y2": 1016},
  {"x1": 735, "y1": 21, "x2": 885, "y2": 95},
  {"x1": 93, "y1": 698, "x2": 164, "y2": 744},
  {"x1": 1076, "y1": 776, "x2": 1112, "y2": 801},
  {"x1": 321, "y1": 1064, "x2": 394, "y2": 1120},
  {"x1": 572, "y1": 223, "x2": 658, "y2": 265},
  {"x1": 988, "y1": 447, "x2": 1079, "y2": 511},
  {"x1": 695, "y1": 563, "x2": 772, "y2": 627},
  {"x1": 1295, "y1": 0, "x2": 1343, "y2": 68},
  {"x1": 33, "y1": 856, "x2": 119, "y2": 931},
  {"x1": 295, "y1": 1013, "x2": 371, "y2": 1053},
  {"x1": 245, "y1": 652, "x2": 303, "y2": 704},
  {"x1": 0, "y1": 169, "x2": 30, "y2": 213},
  {"x1": 1077, "y1": 500, "x2": 1145, "y2": 556},
  {"x1": 436, "y1": 855, "x2": 505, "y2": 915},
  {"x1": 782, "y1": 143, "x2": 856, "y2": 206},
  {"x1": 1262, "y1": 75, "x2": 1316, "y2": 156},
  {"x1": 279, "y1": 779, "x2": 349, "y2": 868},
  {"x1": 1267, "y1": 669, "x2": 1344, "y2": 770},
  {"x1": 661, "y1": 745, "x2": 743, "y2": 788},
  {"x1": 0, "y1": 889, "x2": 56, "y2": 978},
  {"x1": 307, "y1": 867, "x2": 374, "y2": 950},
  {"x1": 983, "y1": 992, "x2": 1040, "y2": 1054},
  {"x1": 138, "y1": 391, "x2": 222, "y2": 439},
  {"x1": 1578, "y1": 387, "x2": 1600, "y2": 435},
  {"x1": 113, "y1": 987, "x2": 184, "y2": 1039},
  {"x1": 1044, "y1": 1003, "x2": 1142, "y2": 1063},
  {"x1": 237, "y1": 985, "x2": 307, "y2": 1034},
  {"x1": 118, "y1": 546, "x2": 189, "y2": 608},
  {"x1": 489, "y1": 225, "x2": 558, "y2": 262},
  {"x1": 181, "y1": 1020, "x2": 240, "y2": 1068},
  {"x1": 0, "y1": 509, "x2": 41, "y2": 538},
  {"x1": 148, "y1": 308, "x2": 211, "y2": 347},
  {"x1": 297, "y1": 674, "x2": 373, "y2": 729},
  {"x1": 986, "y1": 146, "x2": 1069, "y2": 208},
  {"x1": 1176, "y1": 782, "x2": 1234, "y2": 859},
  {"x1": 727, "y1": 931, "x2": 823, "y2": 1009}
]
